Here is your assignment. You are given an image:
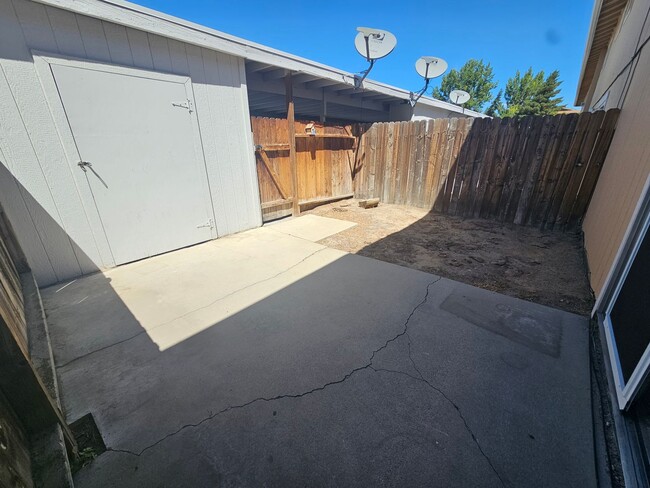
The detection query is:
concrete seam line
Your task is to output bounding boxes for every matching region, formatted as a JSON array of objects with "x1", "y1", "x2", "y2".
[{"x1": 55, "y1": 247, "x2": 329, "y2": 370}]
